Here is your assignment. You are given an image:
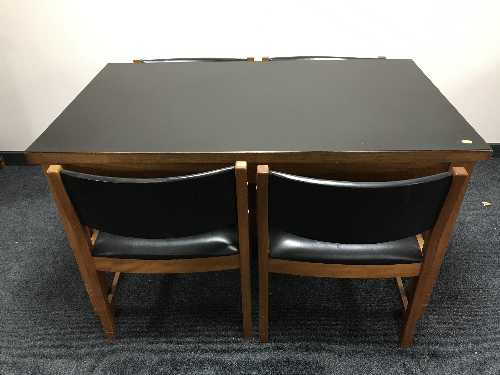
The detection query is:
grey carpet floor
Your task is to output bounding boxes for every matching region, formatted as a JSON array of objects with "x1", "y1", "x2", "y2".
[{"x1": 0, "y1": 160, "x2": 499, "y2": 375}]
